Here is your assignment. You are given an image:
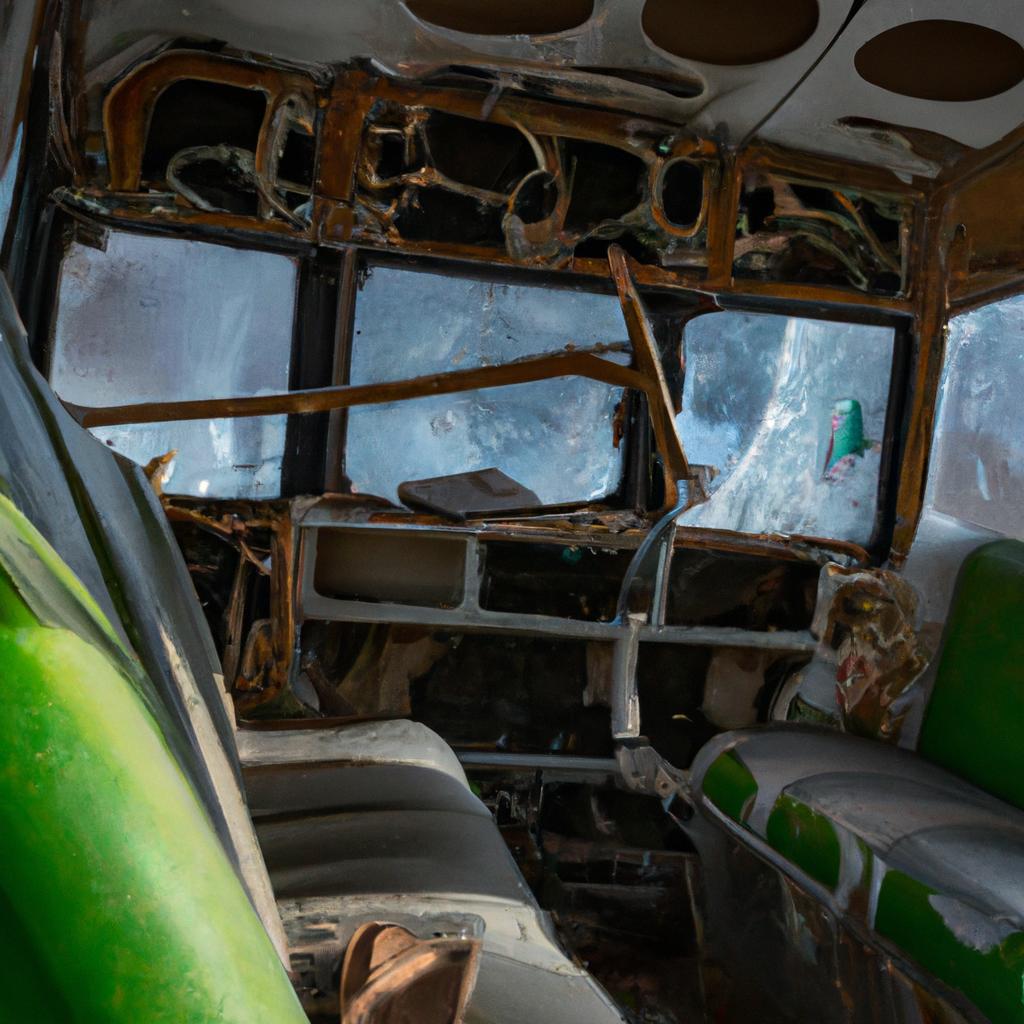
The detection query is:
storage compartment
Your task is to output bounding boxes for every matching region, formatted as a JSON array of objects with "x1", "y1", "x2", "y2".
[
  {"x1": 313, "y1": 529, "x2": 467, "y2": 607},
  {"x1": 480, "y1": 540, "x2": 634, "y2": 622},
  {"x1": 664, "y1": 550, "x2": 818, "y2": 630}
]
